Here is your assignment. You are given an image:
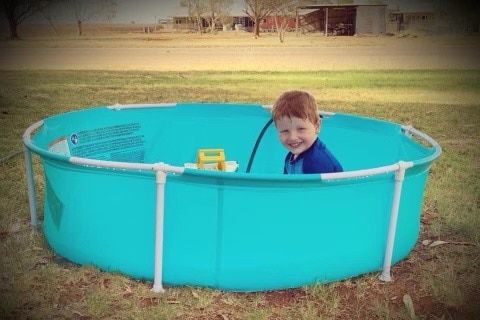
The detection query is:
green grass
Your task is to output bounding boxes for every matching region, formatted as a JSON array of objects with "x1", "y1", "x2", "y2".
[{"x1": 1, "y1": 69, "x2": 479, "y2": 319}]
